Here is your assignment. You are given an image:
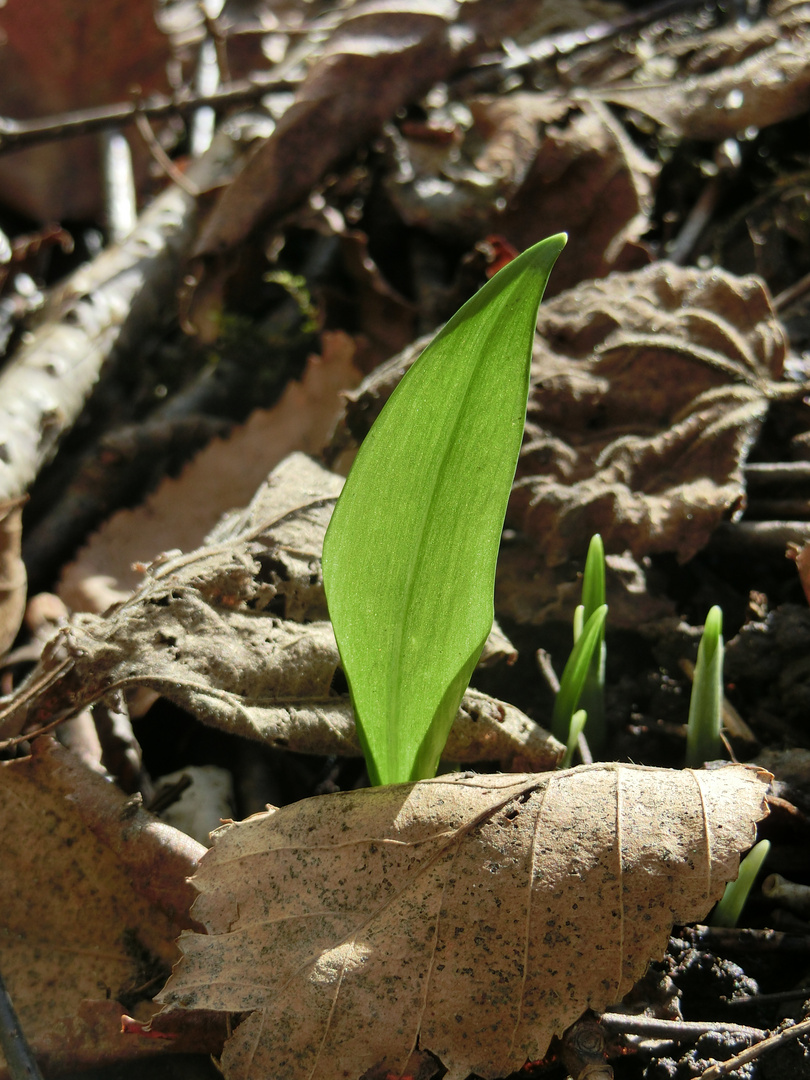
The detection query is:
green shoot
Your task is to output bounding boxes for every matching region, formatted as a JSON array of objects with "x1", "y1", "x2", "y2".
[
  {"x1": 322, "y1": 235, "x2": 566, "y2": 785},
  {"x1": 576, "y1": 534, "x2": 606, "y2": 753},
  {"x1": 551, "y1": 605, "x2": 608, "y2": 745},
  {"x1": 711, "y1": 839, "x2": 770, "y2": 928},
  {"x1": 560, "y1": 709, "x2": 588, "y2": 770},
  {"x1": 685, "y1": 606, "x2": 724, "y2": 768}
]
